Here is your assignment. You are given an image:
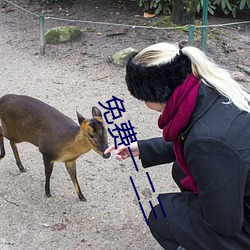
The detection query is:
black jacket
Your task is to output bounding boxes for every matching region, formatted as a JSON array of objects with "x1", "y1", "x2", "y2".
[{"x1": 138, "y1": 84, "x2": 250, "y2": 249}]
